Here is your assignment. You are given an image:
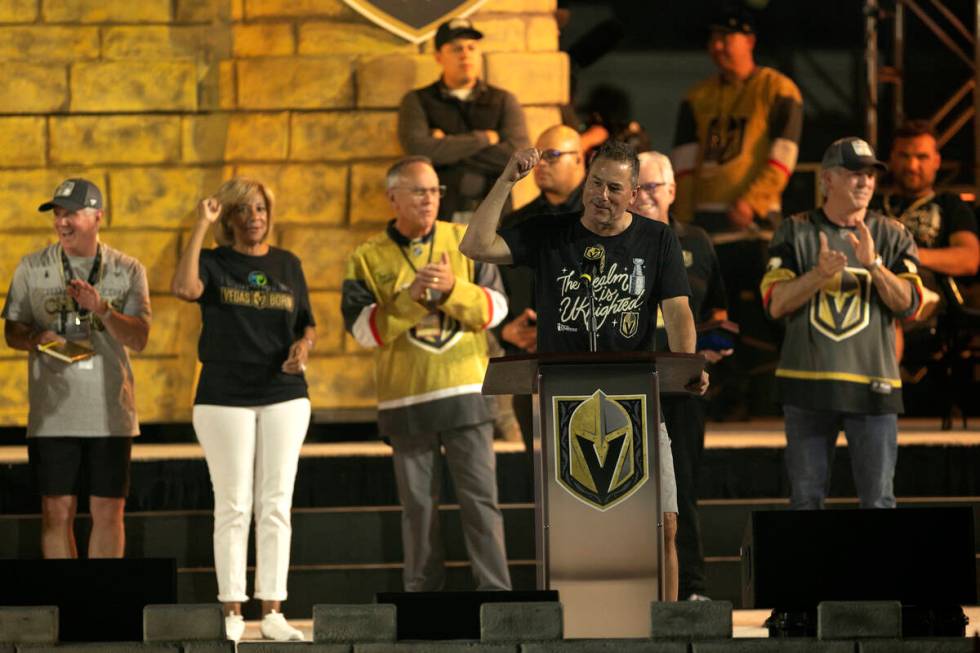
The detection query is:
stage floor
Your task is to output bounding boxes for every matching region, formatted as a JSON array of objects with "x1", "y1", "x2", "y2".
[
  {"x1": 234, "y1": 606, "x2": 980, "y2": 641},
  {"x1": 0, "y1": 418, "x2": 977, "y2": 464}
]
